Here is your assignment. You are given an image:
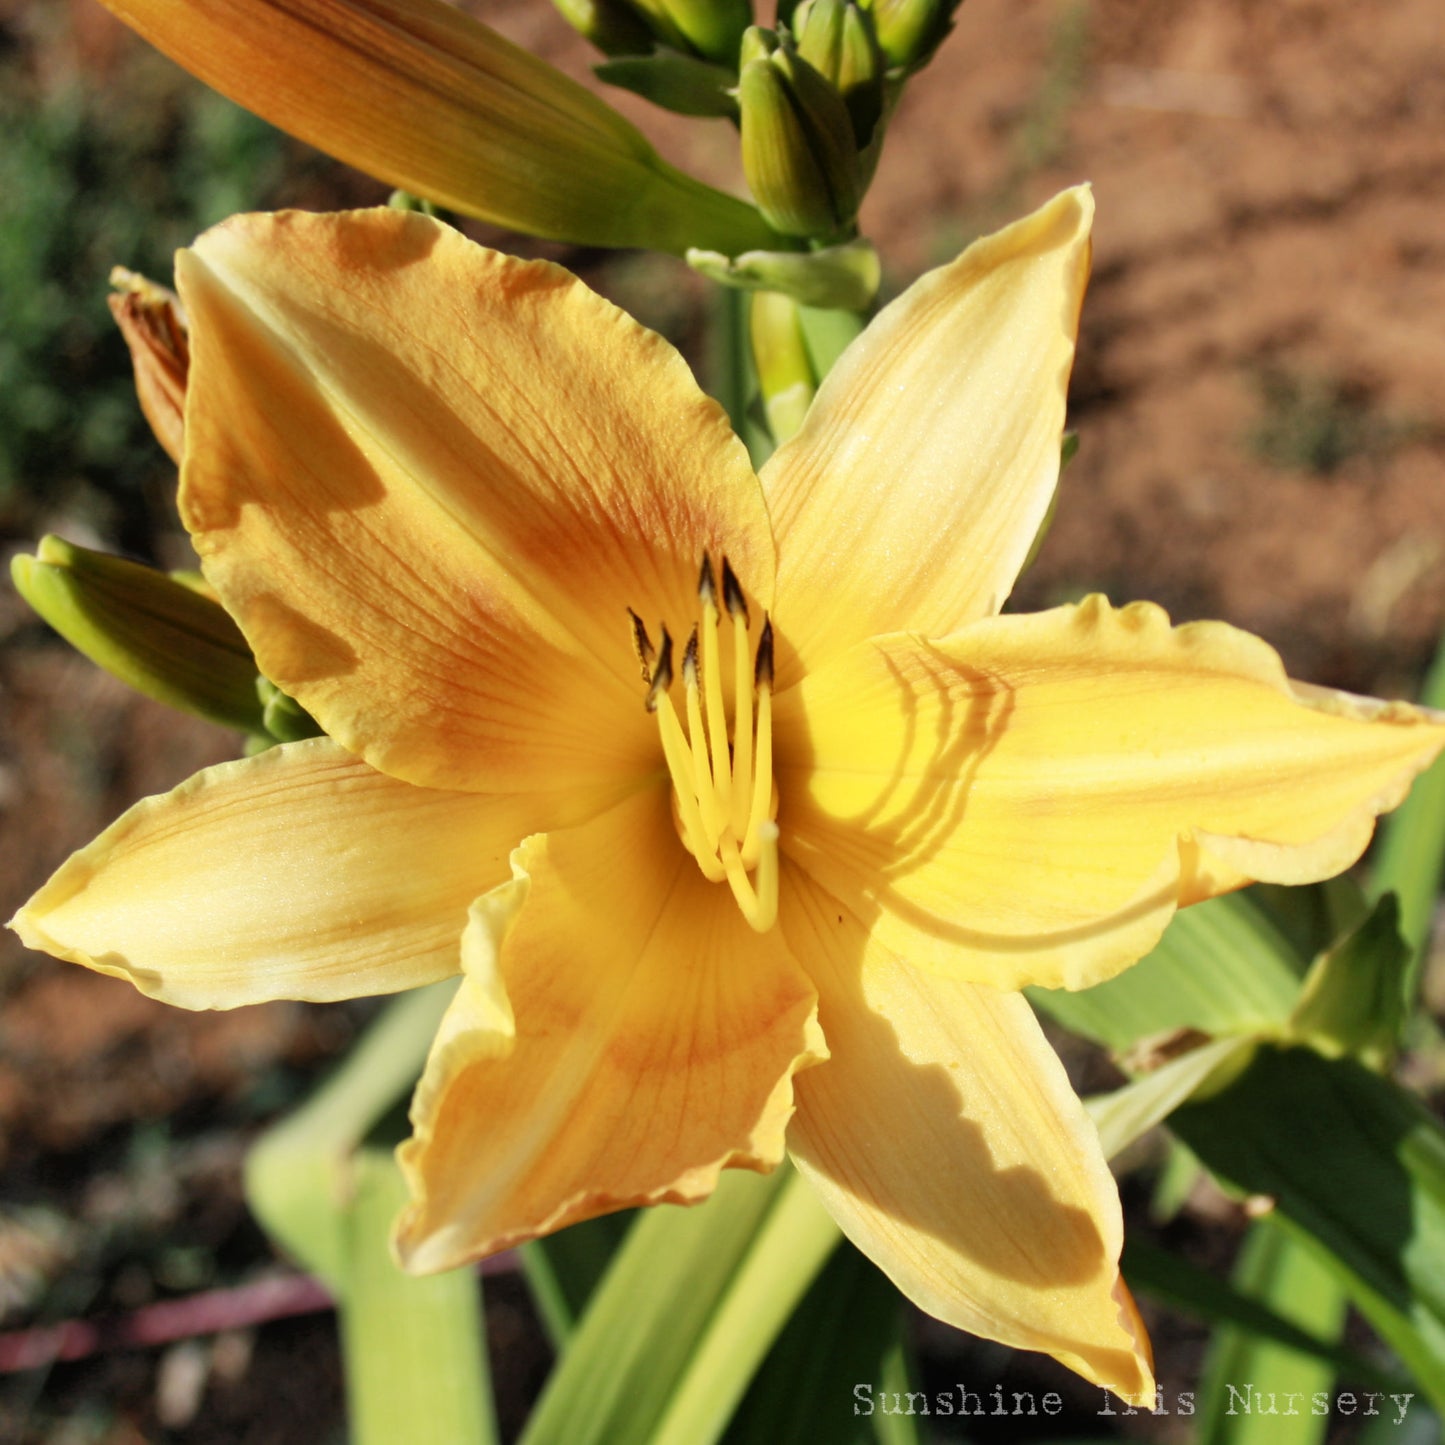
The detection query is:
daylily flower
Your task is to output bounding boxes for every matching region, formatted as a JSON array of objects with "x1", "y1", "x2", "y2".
[
  {"x1": 12, "y1": 190, "x2": 1445, "y2": 1403},
  {"x1": 99, "y1": 0, "x2": 780, "y2": 254}
]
